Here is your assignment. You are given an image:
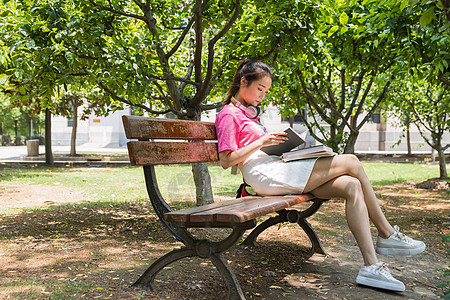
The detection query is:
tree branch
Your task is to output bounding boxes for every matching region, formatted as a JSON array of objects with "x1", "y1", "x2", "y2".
[
  {"x1": 353, "y1": 69, "x2": 376, "y2": 125},
  {"x1": 193, "y1": 0, "x2": 203, "y2": 85},
  {"x1": 296, "y1": 102, "x2": 327, "y2": 146},
  {"x1": 96, "y1": 80, "x2": 170, "y2": 115},
  {"x1": 296, "y1": 70, "x2": 337, "y2": 126},
  {"x1": 179, "y1": 34, "x2": 196, "y2": 94},
  {"x1": 136, "y1": 2, "x2": 181, "y2": 110},
  {"x1": 201, "y1": 101, "x2": 223, "y2": 111},
  {"x1": 410, "y1": 109, "x2": 435, "y2": 149},
  {"x1": 357, "y1": 78, "x2": 392, "y2": 131},
  {"x1": 438, "y1": 73, "x2": 450, "y2": 87},
  {"x1": 76, "y1": 54, "x2": 100, "y2": 60},
  {"x1": 191, "y1": 0, "x2": 241, "y2": 107},
  {"x1": 165, "y1": 17, "x2": 195, "y2": 60},
  {"x1": 311, "y1": 75, "x2": 354, "y2": 132},
  {"x1": 409, "y1": 99, "x2": 434, "y2": 133},
  {"x1": 344, "y1": 69, "x2": 366, "y2": 121},
  {"x1": 89, "y1": 0, "x2": 146, "y2": 21}
]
